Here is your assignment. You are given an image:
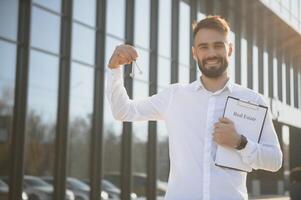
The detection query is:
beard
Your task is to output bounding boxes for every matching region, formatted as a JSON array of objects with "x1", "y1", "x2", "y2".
[{"x1": 197, "y1": 56, "x2": 228, "y2": 78}]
